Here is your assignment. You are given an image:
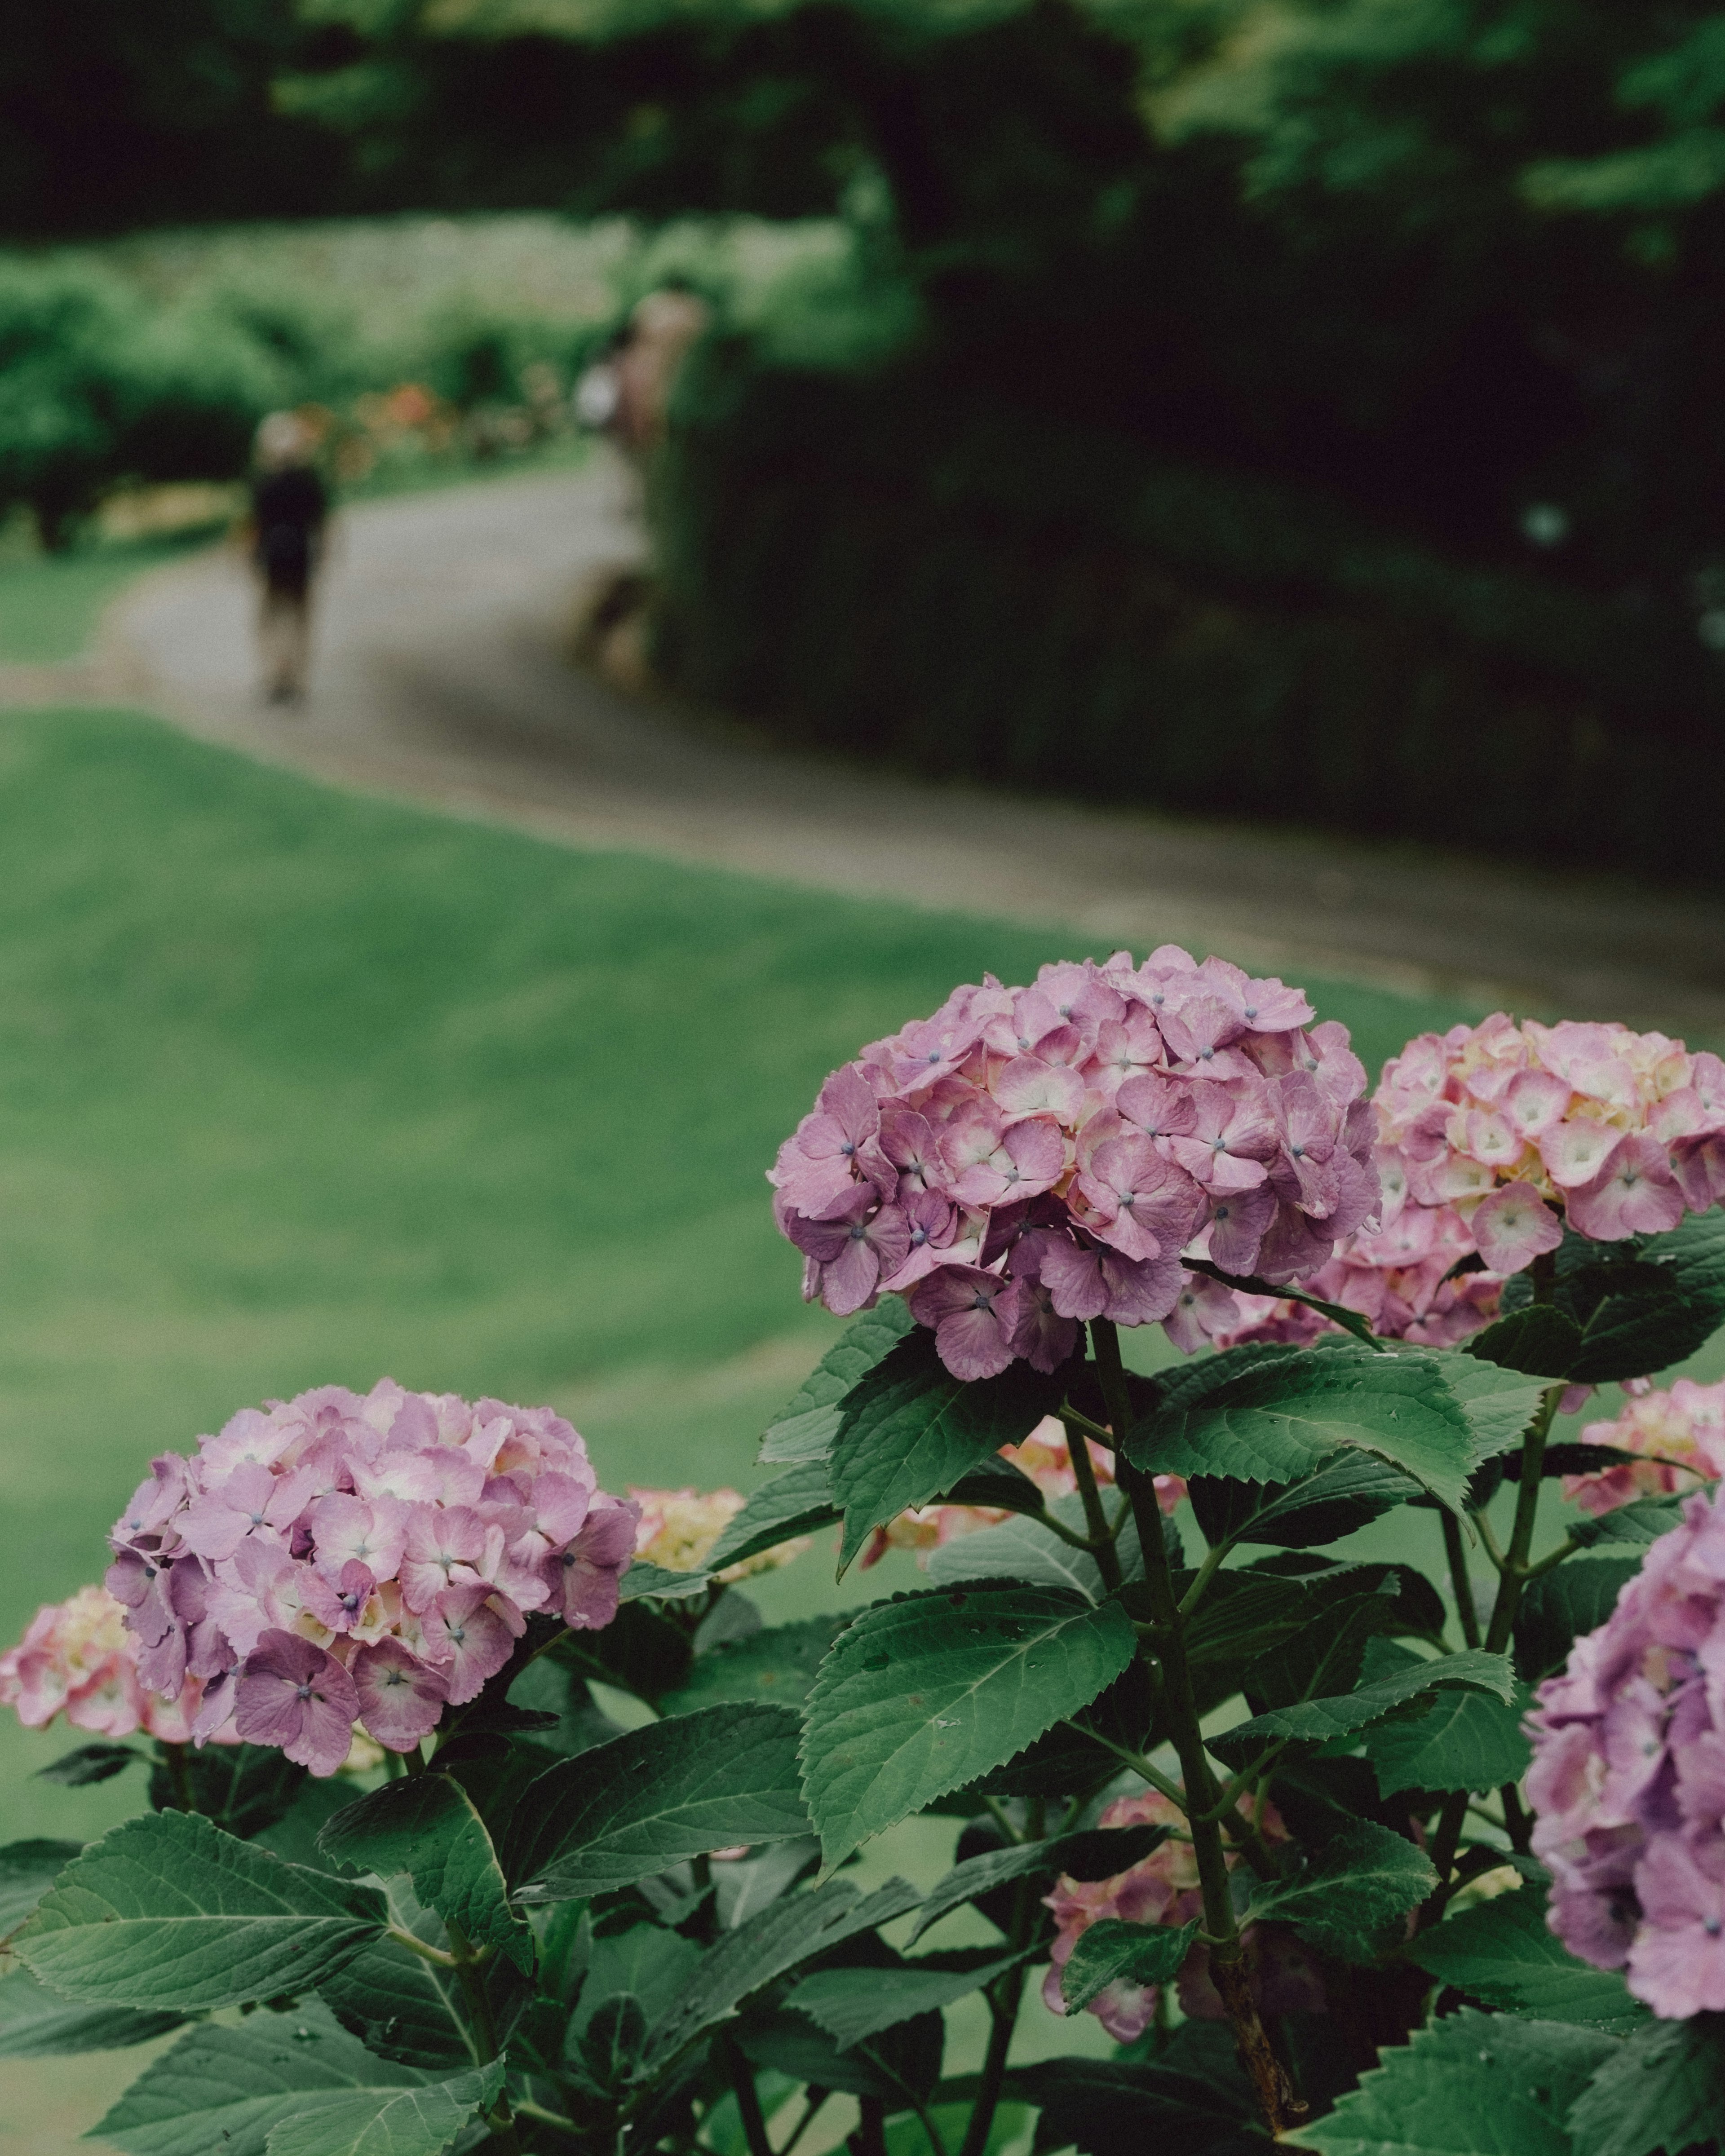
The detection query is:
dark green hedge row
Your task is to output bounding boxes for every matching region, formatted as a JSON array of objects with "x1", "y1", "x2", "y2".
[{"x1": 650, "y1": 344, "x2": 1725, "y2": 881}]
